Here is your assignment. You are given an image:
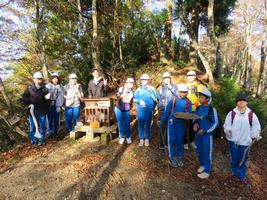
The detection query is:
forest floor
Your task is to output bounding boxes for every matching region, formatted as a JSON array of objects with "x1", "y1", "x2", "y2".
[{"x1": 0, "y1": 120, "x2": 266, "y2": 200}]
